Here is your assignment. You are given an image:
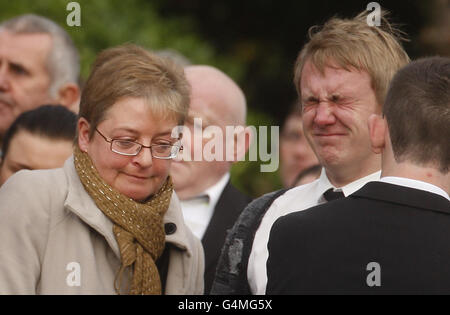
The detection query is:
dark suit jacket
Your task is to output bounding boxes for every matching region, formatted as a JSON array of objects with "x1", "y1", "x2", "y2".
[
  {"x1": 266, "y1": 182, "x2": 450, "y2": 294},
  {"x1": 202, "y1": 182, "x2": 251, "y2": 294}
]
